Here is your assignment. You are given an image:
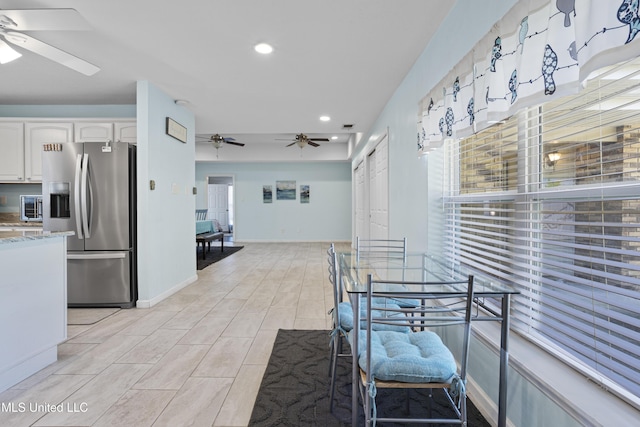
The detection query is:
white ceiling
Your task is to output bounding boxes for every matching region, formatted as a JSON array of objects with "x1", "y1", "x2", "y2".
[{"x1": 0, "y1": 0, "x2": 453, "y2": 150}]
